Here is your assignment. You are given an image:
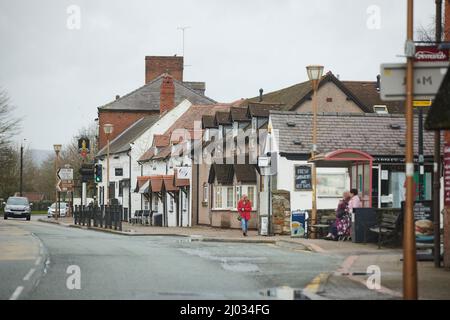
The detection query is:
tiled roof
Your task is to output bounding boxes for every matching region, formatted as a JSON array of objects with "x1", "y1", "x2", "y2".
[
  {"x1": 230, "y1": 107, "x2": 250, "y2": 122},
  {"x1": 270, "y1": 111, "x2": 440, "y2": 157},
  {"x1": 163, "y1": 175, "x2": 179, "y2": 192},
  {"x1": 153, "y1": 134, "x2": 170, "y2": 147},
  {"x1": 426, "y1": 69, "x2": 450, "y2": 130},
  {"x1": 247, "y1": 102, "x2": 283, "y2": 118},
  {"x1": 248, "y1": 72, "x2": 404, "y2": 114},
  {"x1": 234, "y1": 165, "x2": 257, "y2": 183},
  {"x1": 98, "y1": 74, "x2": 216, "y2": 111},
  {"x1": 216, "y1": 111, "x2": 232, "y2": 125},
  {"x1": 202, "y1": 115, "x2": 216, "y2": 128},
  {"x1": 208, "y1": 164, "x2": 234, "y2": 185},
  {"x1": 149, "y1": 175, "x2": 164, "y2": 193},
  {"x1": 97, "y1": 115, "x2": 160, "y2": 157}
]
